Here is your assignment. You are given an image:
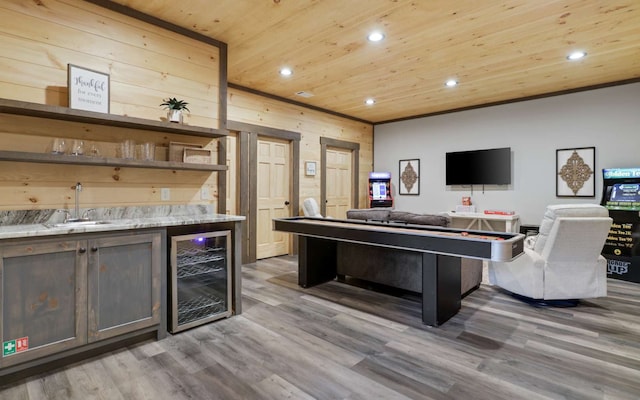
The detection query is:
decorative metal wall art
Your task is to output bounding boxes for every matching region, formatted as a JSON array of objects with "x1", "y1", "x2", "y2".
[
  {"x1": 399, "y1": 159, "x2": 420, "y2": 195},
  {"x1": 556, "y1": 147, "x2": 595, "y2": 197}
]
